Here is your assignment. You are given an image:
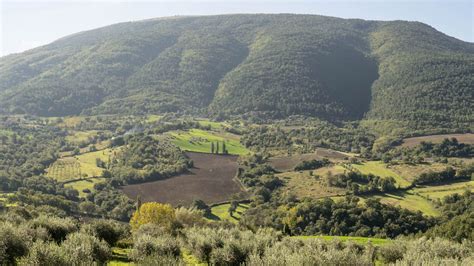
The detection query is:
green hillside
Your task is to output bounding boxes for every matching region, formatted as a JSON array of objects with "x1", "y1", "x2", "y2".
[{"x1": 0, "y1": 14, "x2": 472, "y2": 128}]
